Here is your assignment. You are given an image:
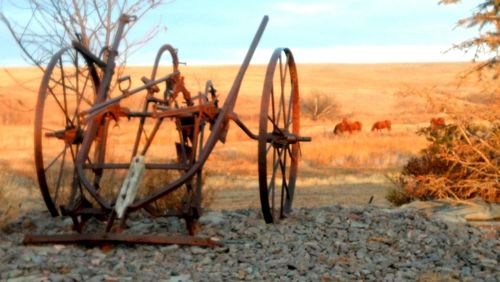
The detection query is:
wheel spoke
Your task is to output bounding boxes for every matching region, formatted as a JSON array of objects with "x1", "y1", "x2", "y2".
[
  {"x1": 50, "y1": 78, "x2": 79, "y2": 94},
  {"x1": 48, "y1": 76, "x2": 64, "y2": 90},
  {"x1": 279, "y1": 146, "x2": 290, "y2": 201},
  {"x1": 276, "y1": 55, "x2": 283, "y2": 126},
  {"x1": 270, "y1": 147, "x2": 276, "y2": 214},
  {"x1": 44, "y1": 146, "x2": 68, "y2": 172},
  {"x1": 267, "y1": 115, "x2": 285, "y2": 135},
  {"x1": 47, "y1": 87, "x2": 73, "y2": 127},
  {"x1": 68, "y1": 144, "x2": 77, "y2": 163},
  {"x1": 42, "y1": 126, "x2": 57, "y2": 132},
  {"x1": 53, "y1": 144, "x2": 69, "y2": 204},
  {"x1": 72, "y1": 53, "x2": 82, "y2": 124},
  {"x1": 279, "y1": 147, "x2": 288, "y2": 216},
  {"x1": 73, "y1": 72, "x2": 92, "y2": 124},
  {"x1": 279, "y1": 53, "x2": 289, "y2": 129},
  {"x1": 59, "y1": 58, "x2": 70, "y2": 127},
  {"x1": 268, "y1": 147, "x2": 284, "y2": 199},
  {"x1": 266, "y1": 140, "x2": 274, "y2": 154},
  {"x1": 52, "y1": 54, "x2": 83, "y2": 99}
]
